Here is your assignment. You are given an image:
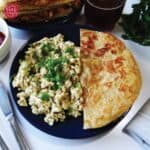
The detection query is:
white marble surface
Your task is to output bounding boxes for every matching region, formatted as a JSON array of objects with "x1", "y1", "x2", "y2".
[{"x1": 0, "y1": 0, "x2": 150, "y2": 150}]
